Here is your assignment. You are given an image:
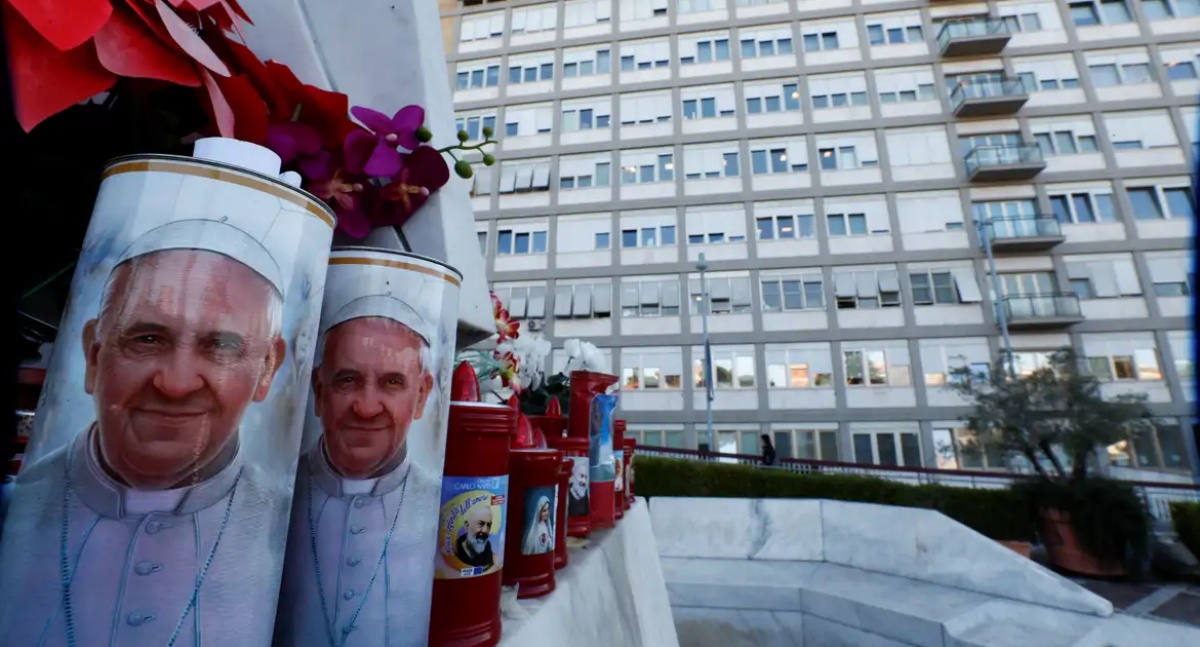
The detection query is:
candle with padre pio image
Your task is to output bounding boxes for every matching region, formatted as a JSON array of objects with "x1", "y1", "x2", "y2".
[
  {"x1": 0, "y1": 140, "x2": 336, "y2": 647},
  {"x1": 274, "y1": 247, "x2": 462, "y2": 647}
]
